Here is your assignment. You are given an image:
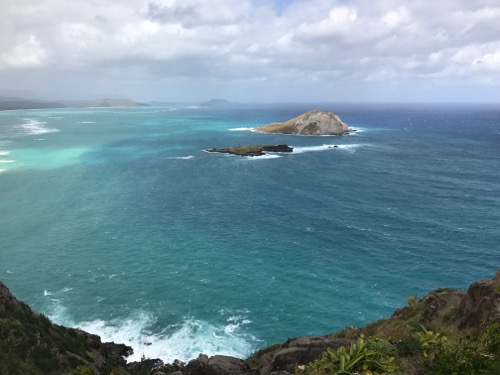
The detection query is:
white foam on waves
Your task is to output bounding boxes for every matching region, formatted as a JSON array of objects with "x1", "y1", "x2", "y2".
[
  {"x1": 48, "y1": 306, "x2": 256, "y2": 364},
  {"x1": 21, "y1": 118, "x2": 59, "y2": 135},
  {"x1": 166, "y1": 156, "x2": 195, "y2": 160},
  {"x1": 0, "y1": 150, "x2": 14, "y2": 173},
  {"x1": 228, "y1": 127, "x2": 255, "y2": 132},
  {"x1": 244, "y1": 154, "x2": 282, "y2": 160},
  {"x1": 292, "y1": 144, "x2": 362, "y2": 154},
  {"x1": 78, "y1": 121, "x2": 95, "y2": 124}
]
